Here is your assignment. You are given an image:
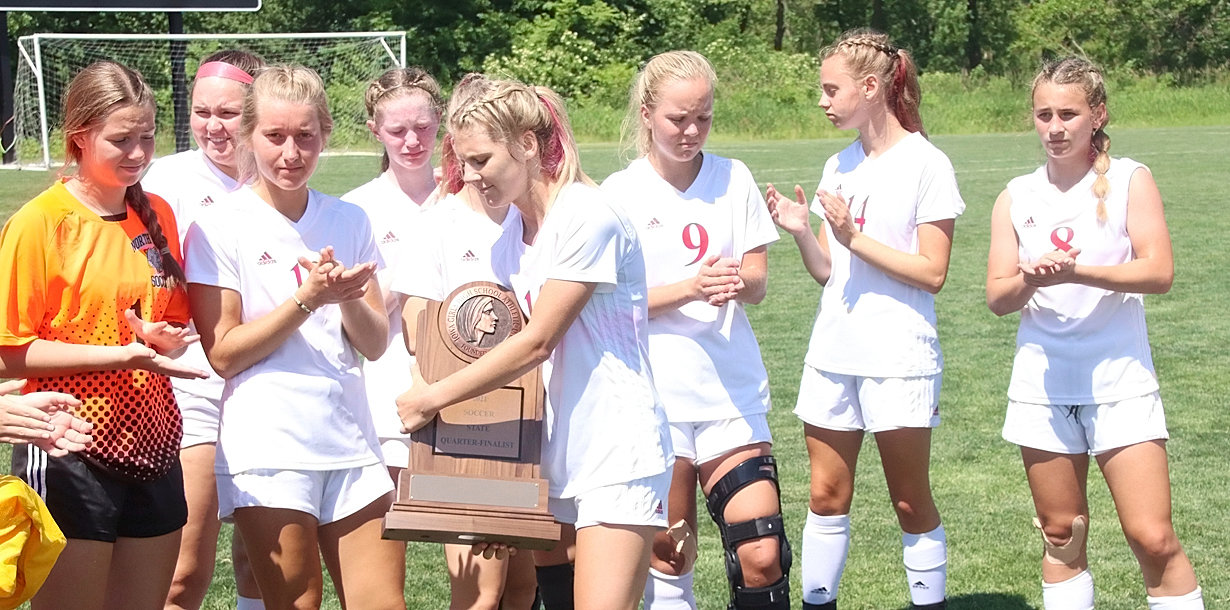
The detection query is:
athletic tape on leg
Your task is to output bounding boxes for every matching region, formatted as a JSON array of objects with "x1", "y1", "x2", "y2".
[
  {"x1": 1035, "y1": 515, "x2": 1087, "y2": 566},
  {"x1": 666, "y1": 518, "x2": 698, "y2": 575}
]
